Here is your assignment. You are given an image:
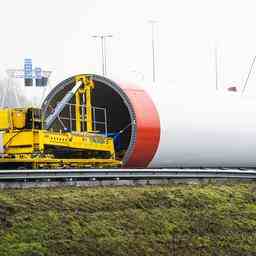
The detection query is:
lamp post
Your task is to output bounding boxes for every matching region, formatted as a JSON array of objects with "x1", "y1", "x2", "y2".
[
  {"x1": 92, "y1": 34, "x2": 113, "y2": 76},
  {"x1": 148, "y1": 20, "x2": 157, "y2": 83}
]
